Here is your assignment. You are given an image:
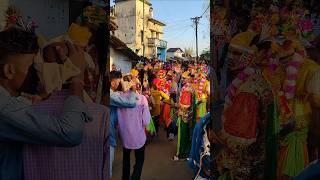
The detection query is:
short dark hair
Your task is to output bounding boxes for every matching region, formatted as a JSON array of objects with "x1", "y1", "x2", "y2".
[
  {"x1": 0, "y1": 28, "x2": 39, "y2": 63},
  {"x1": 109, "y1": 71, "x2": 122, "y2": 81}
]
